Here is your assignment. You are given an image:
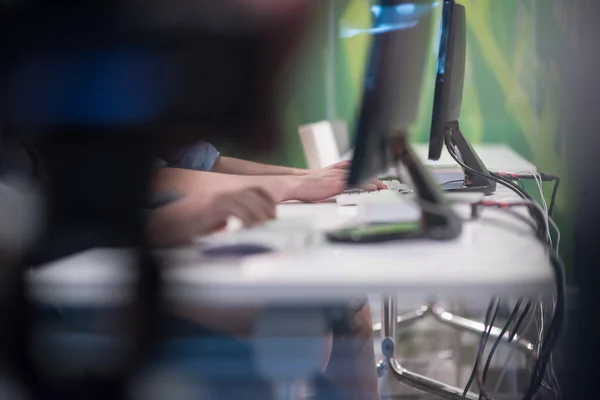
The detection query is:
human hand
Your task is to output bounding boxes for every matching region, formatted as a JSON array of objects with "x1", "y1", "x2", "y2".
[
  {"x1": 285, "y1": 169, "x2": 347, "y2": 202},
  {"x1": 323, "y1": 160, "x2": 351, "y2": 171},
  {"x1": 317, "y1": 161, "x2": 387, "y2": 191},
  {"x1": 365, "y1": 178, "x2": 388, "y2": 191},
  {"x1": 148, "y1": 187, "x2": 277, "y2": 246},
  {"x1": 289, "y1": 168, "x2": 389, "y2": 202},
  {"x1": 203, "y1": 187, "x2": 277, "y2": 232}
]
